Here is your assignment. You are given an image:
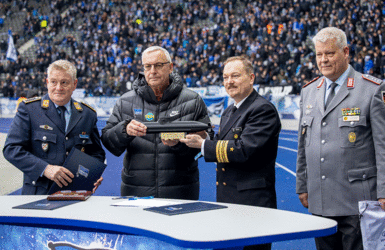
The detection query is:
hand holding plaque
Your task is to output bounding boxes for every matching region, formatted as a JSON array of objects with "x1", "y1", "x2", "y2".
[{"x1": 143, "y1": 120, "x2": 211, "y2": 140}]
